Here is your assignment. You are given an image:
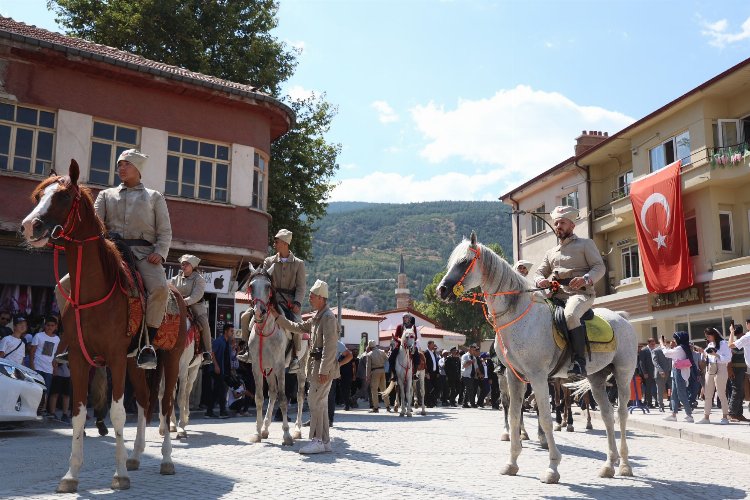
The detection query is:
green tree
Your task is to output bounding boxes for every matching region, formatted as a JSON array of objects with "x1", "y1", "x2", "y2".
[
  {"x1": 50, "y1": 0, "x2": 340, "y2": 259},
  {"x1": 414, "y1": 243, "x2": 506, "y2": 346}
]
